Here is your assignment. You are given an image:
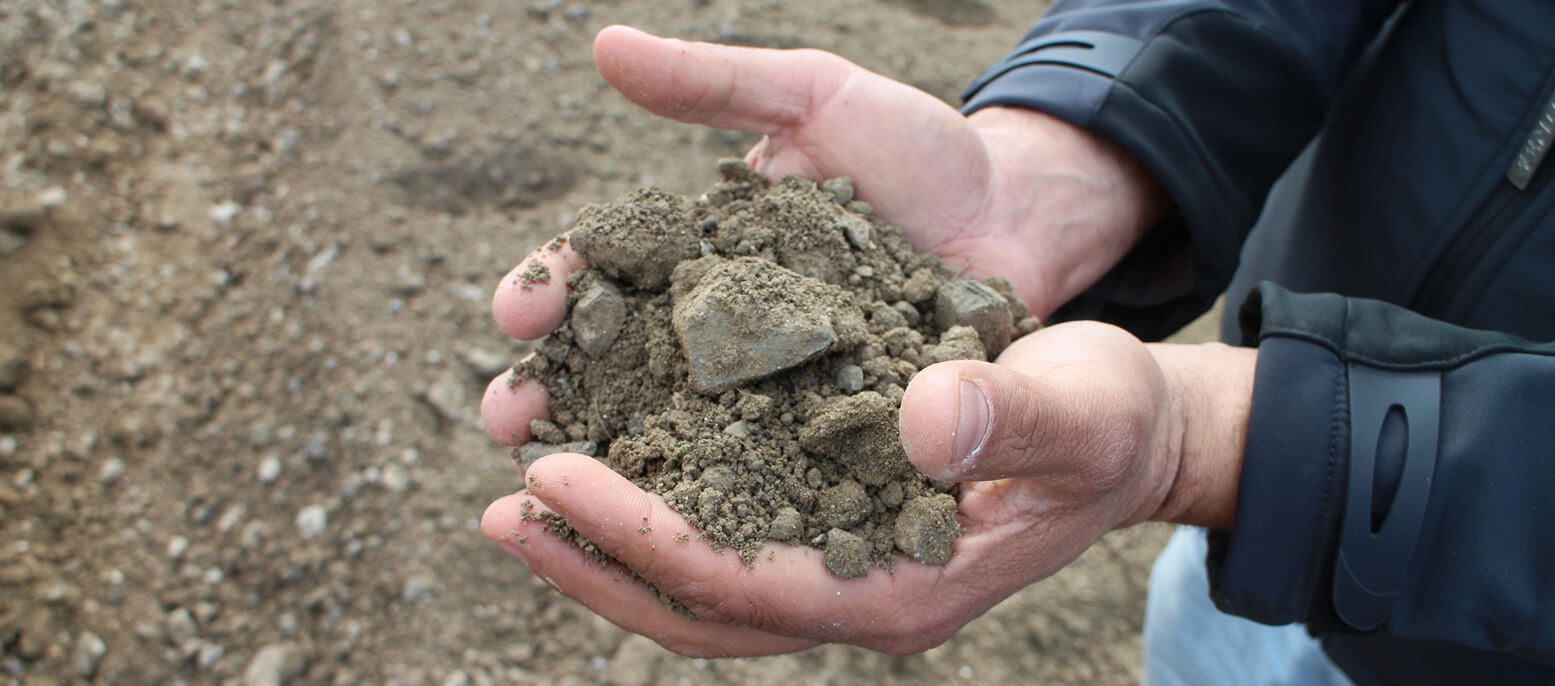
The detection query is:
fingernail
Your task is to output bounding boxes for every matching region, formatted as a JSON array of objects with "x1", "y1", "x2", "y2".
[{"x1": 953, "y1": 379, "x2": 991, "y2": 469}]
